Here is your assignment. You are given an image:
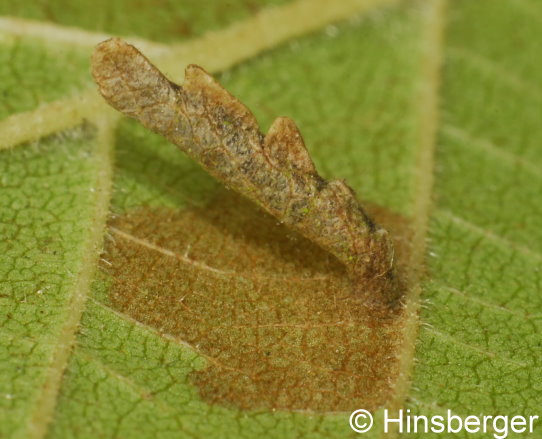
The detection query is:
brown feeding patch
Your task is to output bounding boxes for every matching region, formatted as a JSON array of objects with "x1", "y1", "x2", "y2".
[{"x1": 102, "y1": 191, "x2": 412, "y2": 412}]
